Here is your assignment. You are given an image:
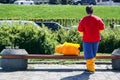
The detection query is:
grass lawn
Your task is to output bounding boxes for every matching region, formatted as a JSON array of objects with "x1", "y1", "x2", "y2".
[{"x1": 0, "y1": 4, "x2": 120, "y2": 19}]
